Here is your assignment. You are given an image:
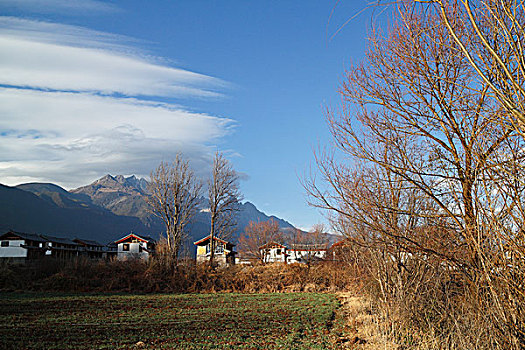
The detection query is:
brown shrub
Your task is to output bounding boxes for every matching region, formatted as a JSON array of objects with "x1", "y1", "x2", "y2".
[
  {"x1": 0, "y1": 258, "x2": 356, "y2": 294},
  {"x1": 357, "y1": 248, "x2": 511, "y2": 350}
]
